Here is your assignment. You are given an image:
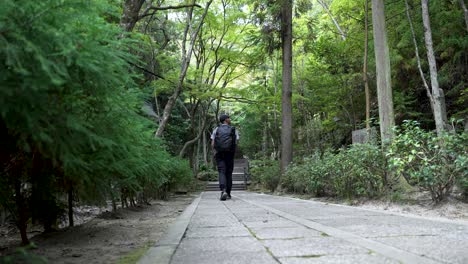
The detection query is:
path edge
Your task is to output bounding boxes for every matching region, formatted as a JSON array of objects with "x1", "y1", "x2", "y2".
[{"x1": 137, "y1": 193, "x2": 202, "y2": 264}]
